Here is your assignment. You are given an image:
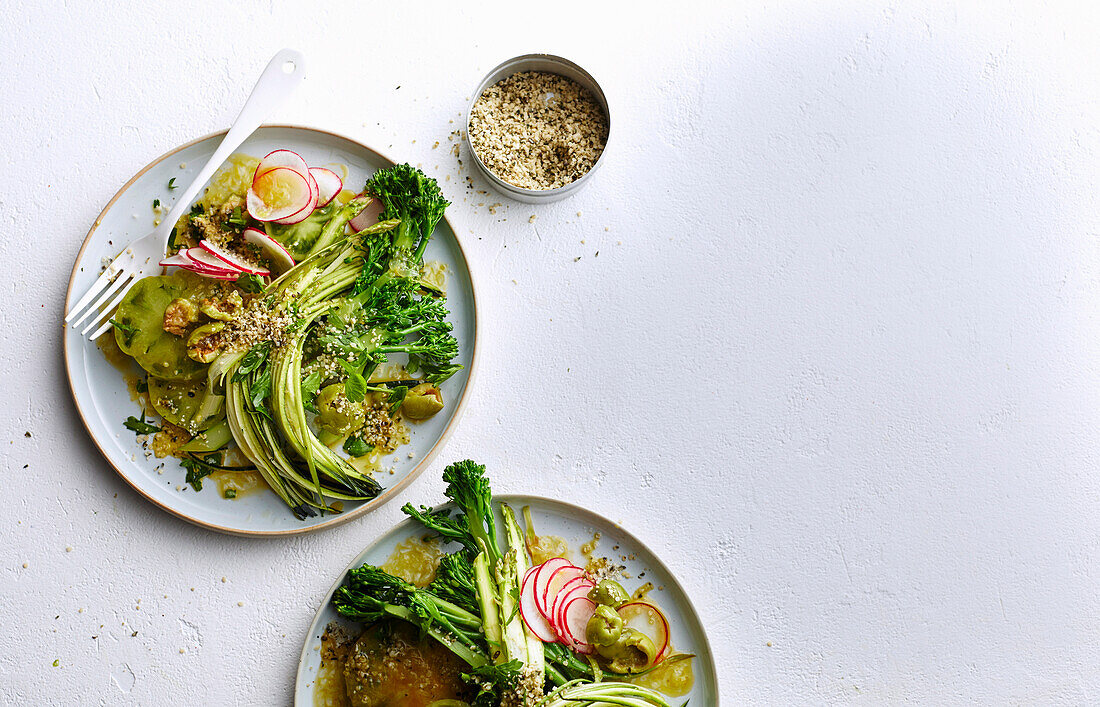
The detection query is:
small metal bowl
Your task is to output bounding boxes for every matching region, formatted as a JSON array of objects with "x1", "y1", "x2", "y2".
[{"x1": 466, "y1": 54, "x2": 611, "y2": 204}]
